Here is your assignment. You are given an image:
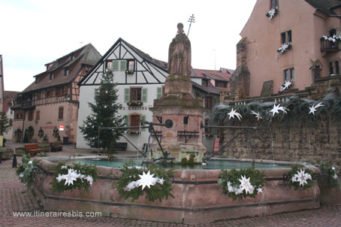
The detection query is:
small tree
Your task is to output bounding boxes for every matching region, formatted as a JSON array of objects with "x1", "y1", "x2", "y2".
[
  {"x1": 0, "y1": 112, "x2": 10, "y2": 135},
  {"x1": 79, "y1": 72, "x2": 125, "y2": 157}
]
